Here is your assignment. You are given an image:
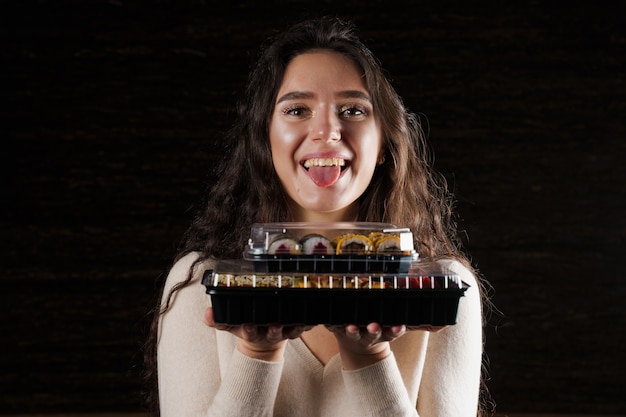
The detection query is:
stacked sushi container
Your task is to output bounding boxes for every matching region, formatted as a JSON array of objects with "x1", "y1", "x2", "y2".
[{"x1": 202, "y1": 222, "x2": 469, "y2": 326}]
